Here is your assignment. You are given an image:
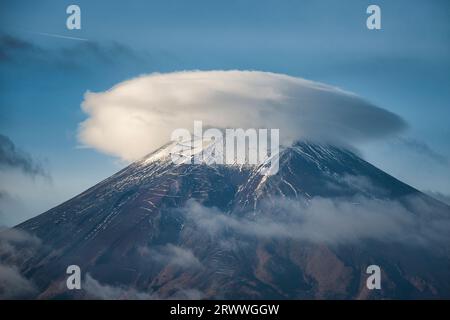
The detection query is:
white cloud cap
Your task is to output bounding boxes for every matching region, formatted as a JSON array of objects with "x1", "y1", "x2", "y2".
[{"x1": 78, "y1": 70, "x2": 406, "y2": 161}]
